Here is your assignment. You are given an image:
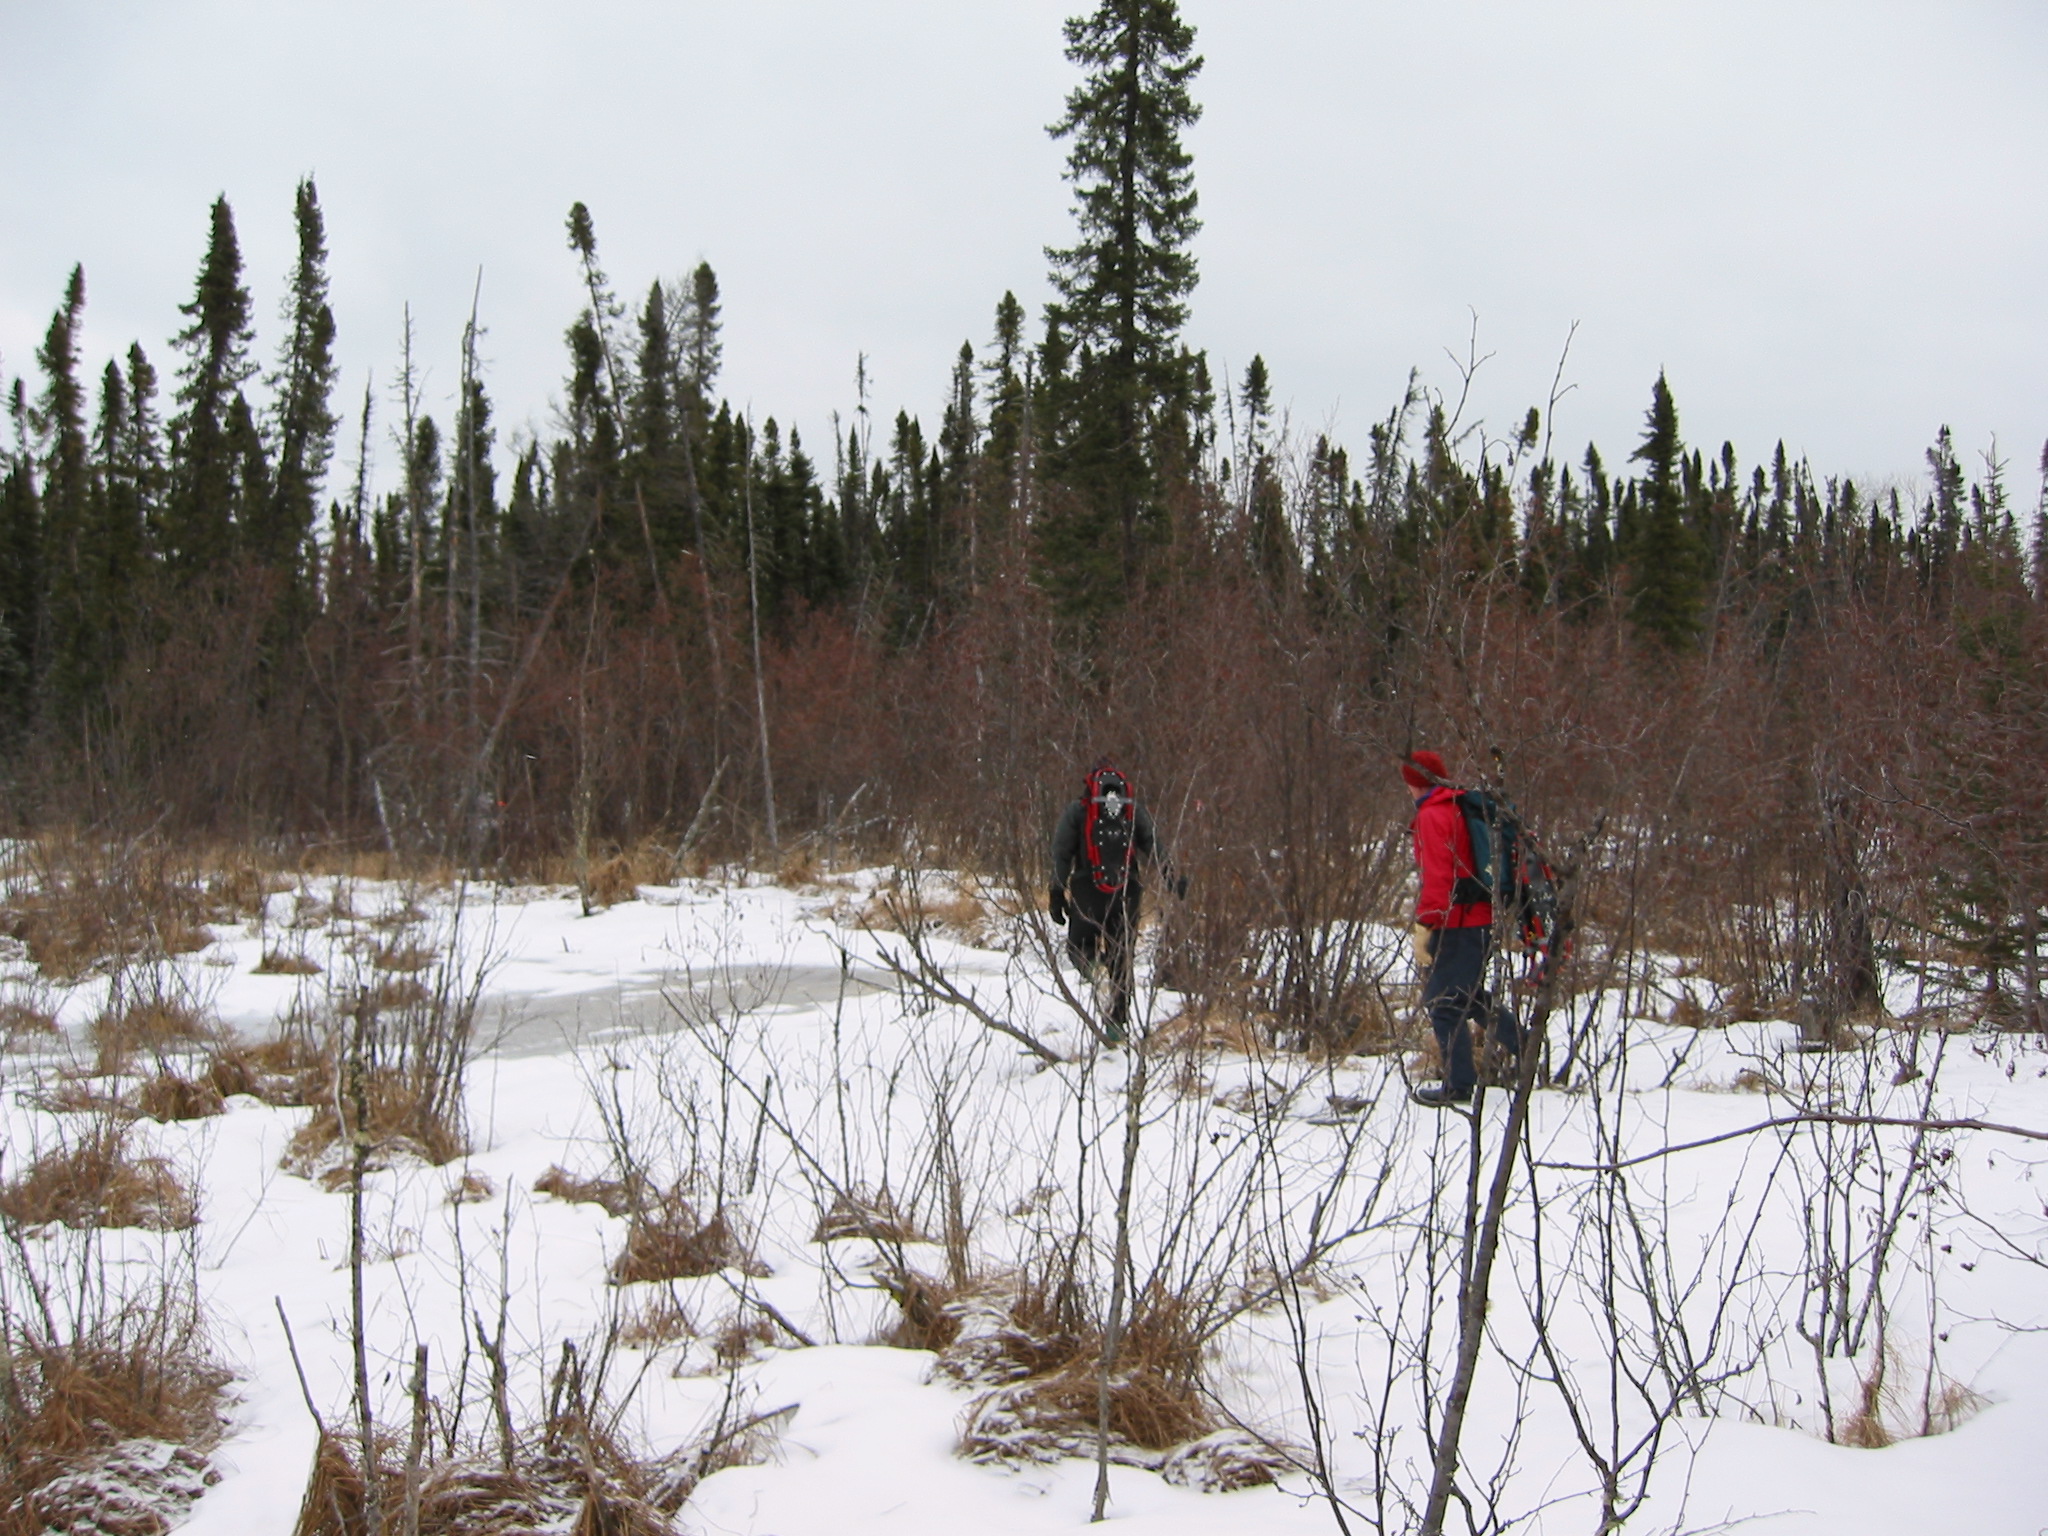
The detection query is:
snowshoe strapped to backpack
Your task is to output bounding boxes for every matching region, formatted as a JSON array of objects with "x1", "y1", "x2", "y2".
[{"x1": 1082, "y1": 764, "x2": 1138, "y2": 895}]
